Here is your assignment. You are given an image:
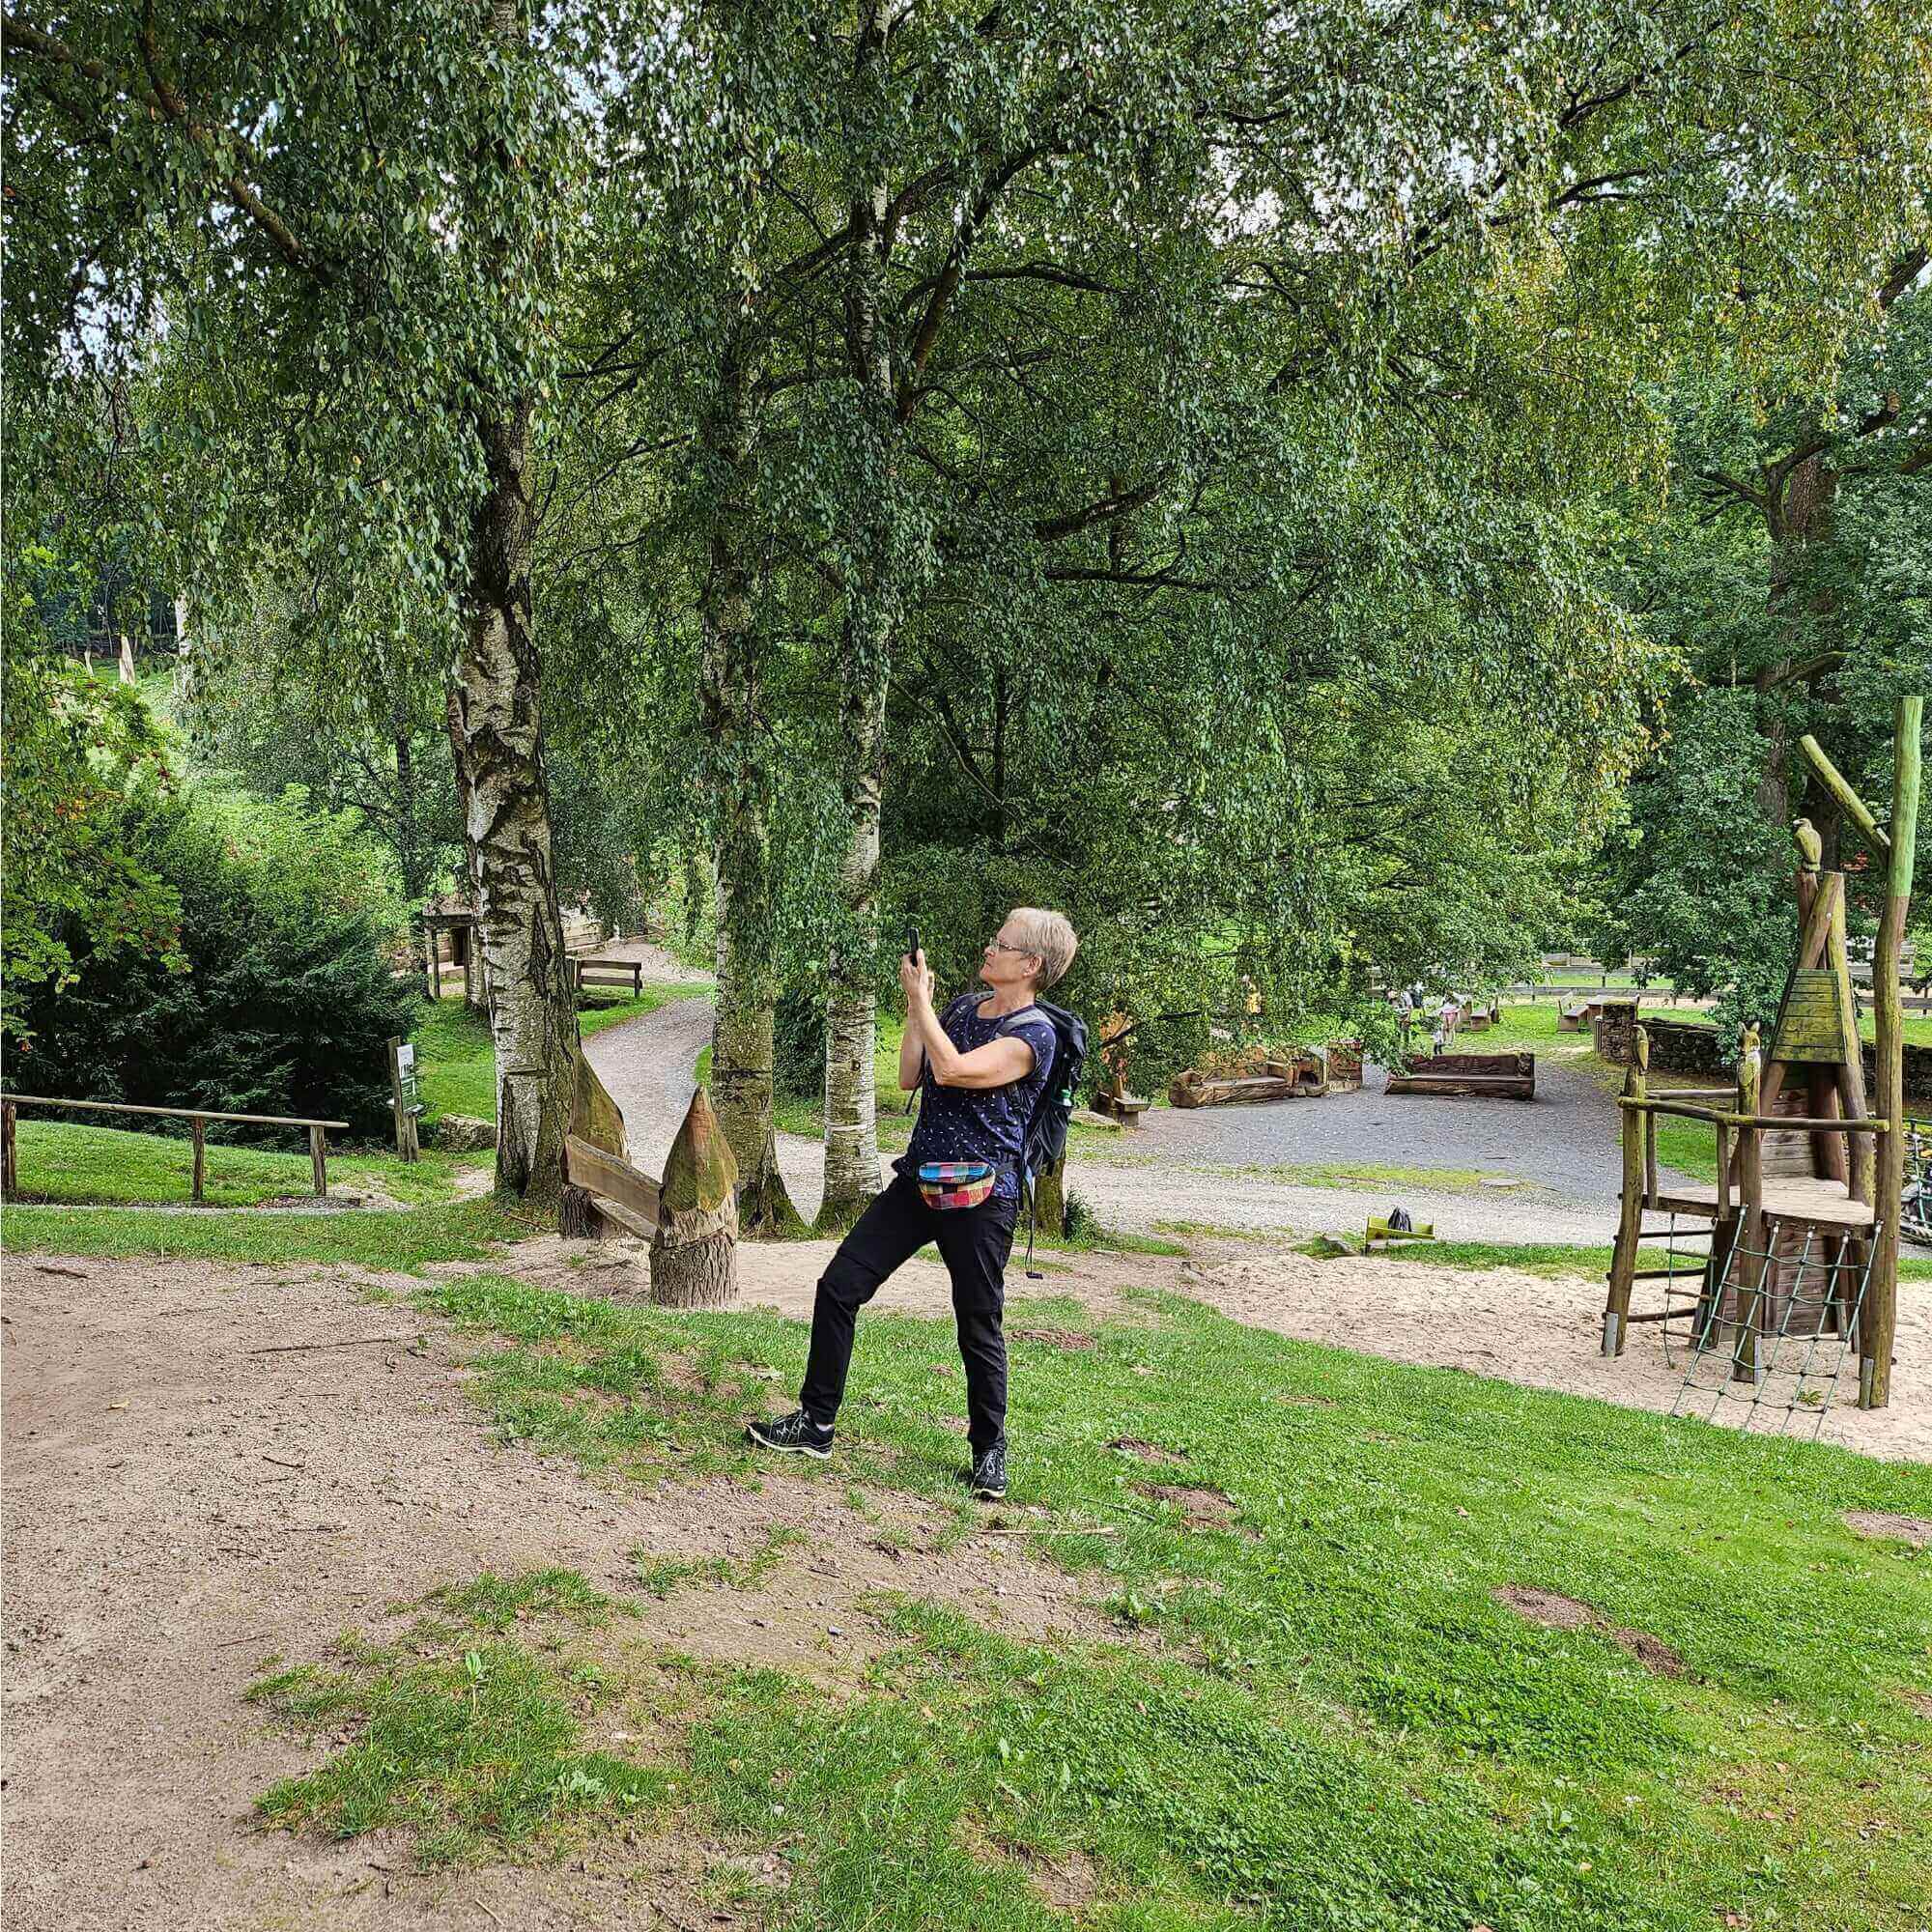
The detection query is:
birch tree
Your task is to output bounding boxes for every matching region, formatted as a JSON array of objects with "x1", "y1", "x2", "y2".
[{"x1": 3, "y1": 0, "x2": 609, "y2": 1202}]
